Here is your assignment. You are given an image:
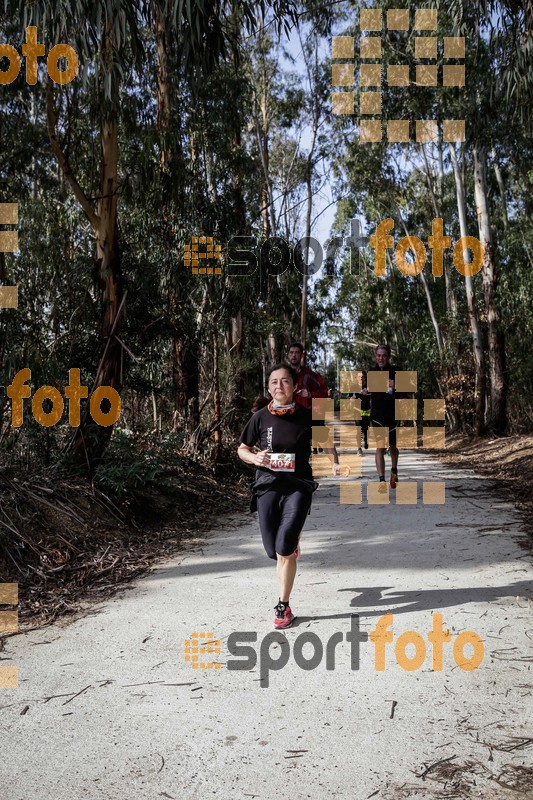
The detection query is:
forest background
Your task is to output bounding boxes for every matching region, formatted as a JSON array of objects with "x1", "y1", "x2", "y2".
[{"x1": 0, "y1": 0, "x2": 531, "y2": 619}]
